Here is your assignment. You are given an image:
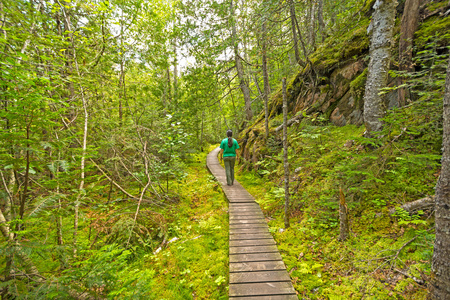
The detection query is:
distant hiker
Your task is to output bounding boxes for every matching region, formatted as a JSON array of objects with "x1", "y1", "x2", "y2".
[{"x1": 219, "y1": 130, "x2": 240, "y2": 186}]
